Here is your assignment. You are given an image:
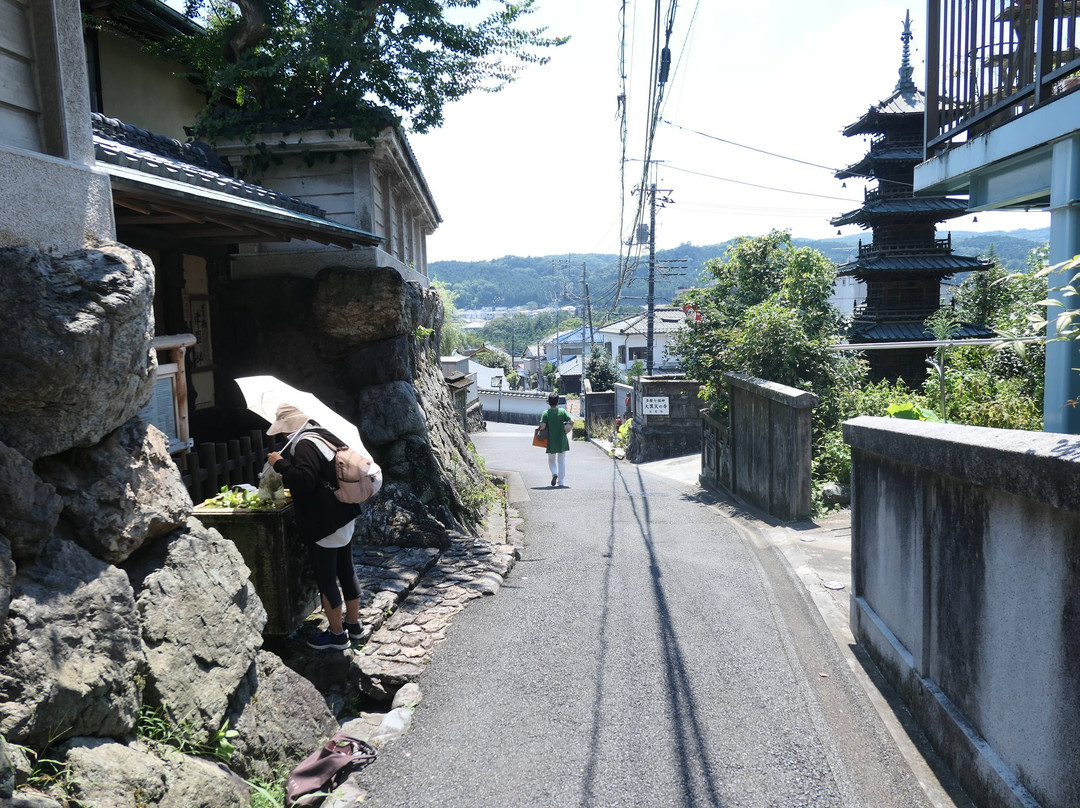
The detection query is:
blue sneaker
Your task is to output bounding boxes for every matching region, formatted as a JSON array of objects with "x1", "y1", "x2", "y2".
[{"x1": 307, "y1": 629, "x2": 350, "y2": 651}]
